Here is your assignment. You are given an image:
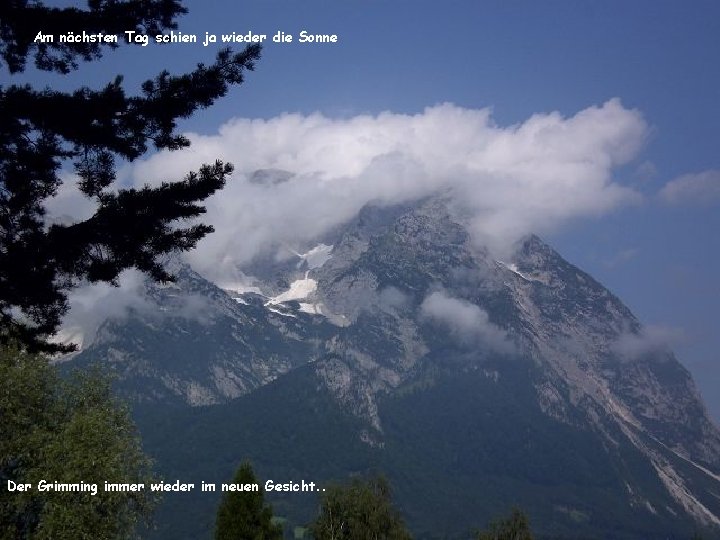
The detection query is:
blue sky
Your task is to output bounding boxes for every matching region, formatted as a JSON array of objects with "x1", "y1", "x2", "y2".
[{"x1": 28, "y1": 1, "x2": 720, "y2": 417}]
